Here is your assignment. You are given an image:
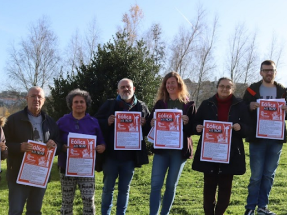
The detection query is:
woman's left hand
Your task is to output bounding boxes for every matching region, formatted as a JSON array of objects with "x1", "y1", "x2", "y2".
[
  {"x1": 233, "y1": 123, "x2": 241, "y2": 131},
  {"x1": 96, "y1": 144, "x2": 106, "y2": 153},
  {"x1": 182, "y1": 115, "x2": 189, "y2": 125}
]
